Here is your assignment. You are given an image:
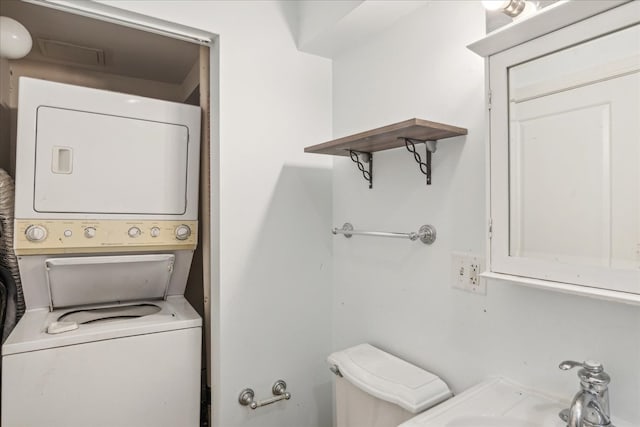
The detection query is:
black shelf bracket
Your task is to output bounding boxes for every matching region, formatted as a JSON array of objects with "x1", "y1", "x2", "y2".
[
  {"x1": 349, "y1": 150, "x2": 373, "y2": 189},
  {"x1": 403, "y1": 138, "x2": 438, "y2": 185}
]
